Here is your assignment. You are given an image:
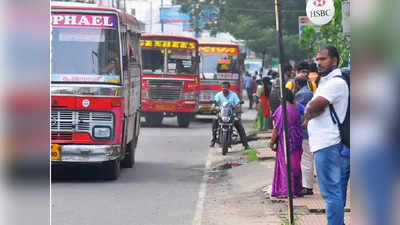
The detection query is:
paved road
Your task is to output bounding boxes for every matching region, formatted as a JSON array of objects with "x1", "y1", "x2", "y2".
[{"x1": 51, "y1": 117, "x2": 213, "y2": 225}]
